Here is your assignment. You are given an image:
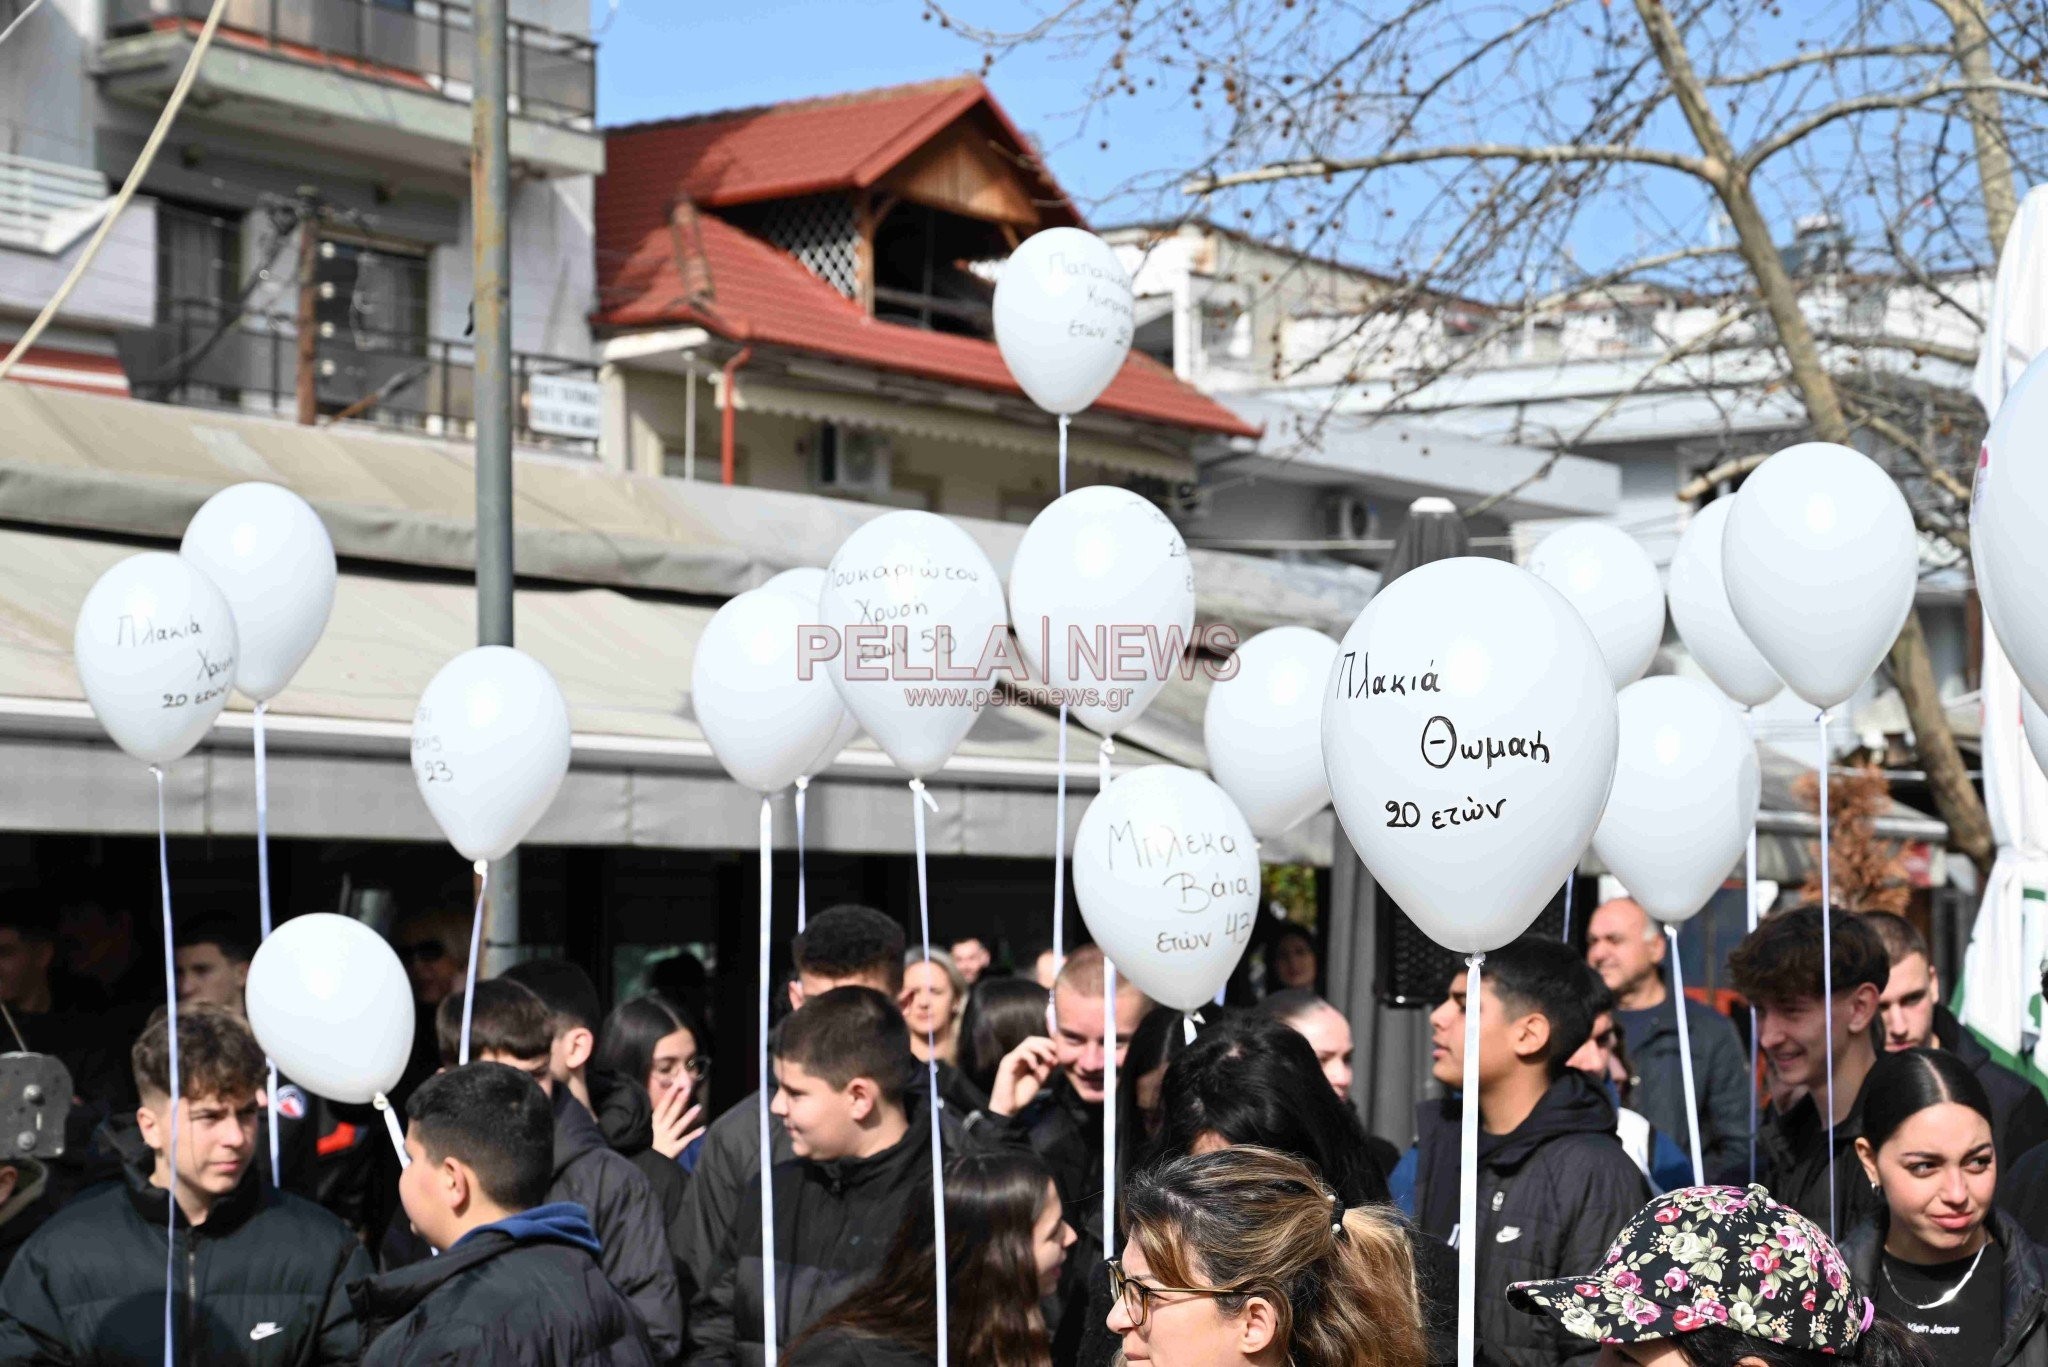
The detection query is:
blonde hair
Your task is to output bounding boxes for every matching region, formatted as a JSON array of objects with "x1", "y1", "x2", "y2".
[{"x1": 1121, "y1": 1145, "x2": 1426, "y2": 1367}]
